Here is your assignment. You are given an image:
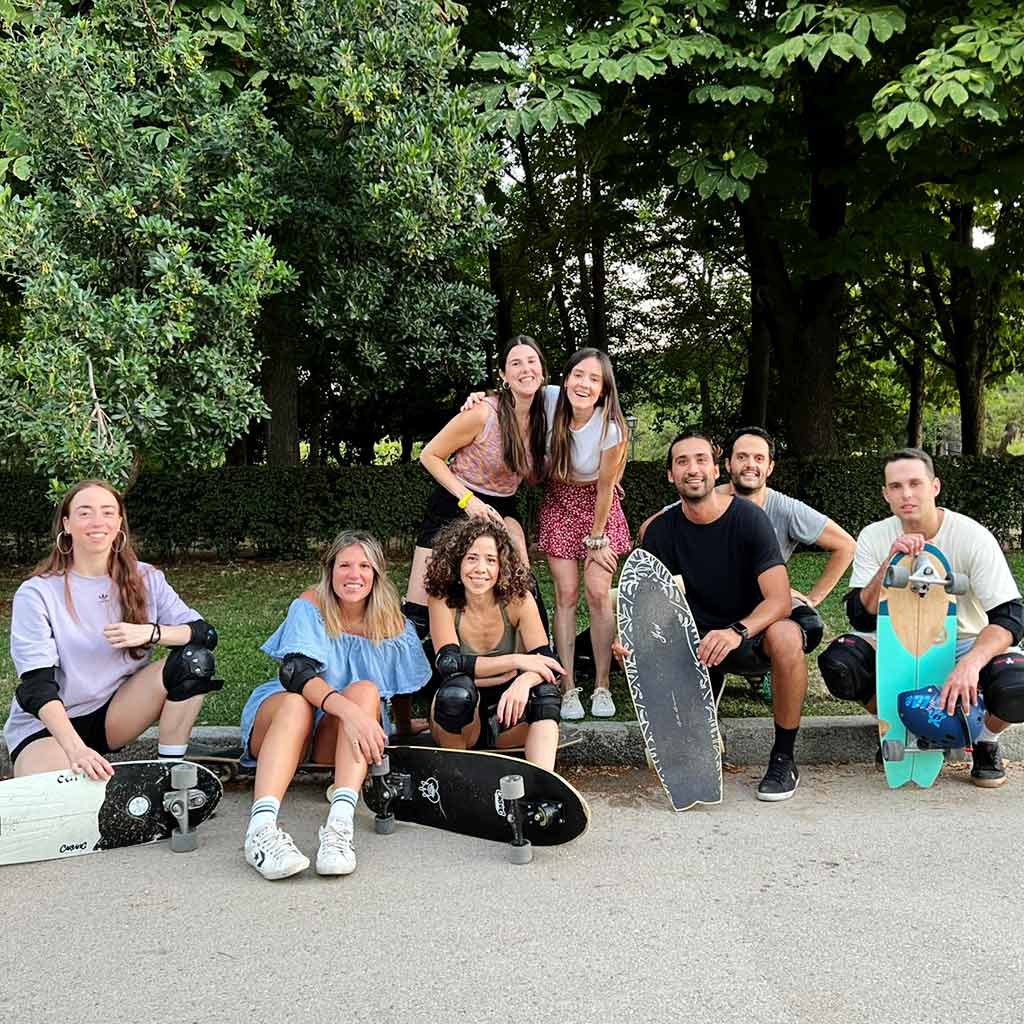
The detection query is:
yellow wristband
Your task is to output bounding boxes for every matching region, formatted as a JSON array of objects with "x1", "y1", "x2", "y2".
[{"x1": 457, "y1": 491, "x2": 474, "y2": 510}]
